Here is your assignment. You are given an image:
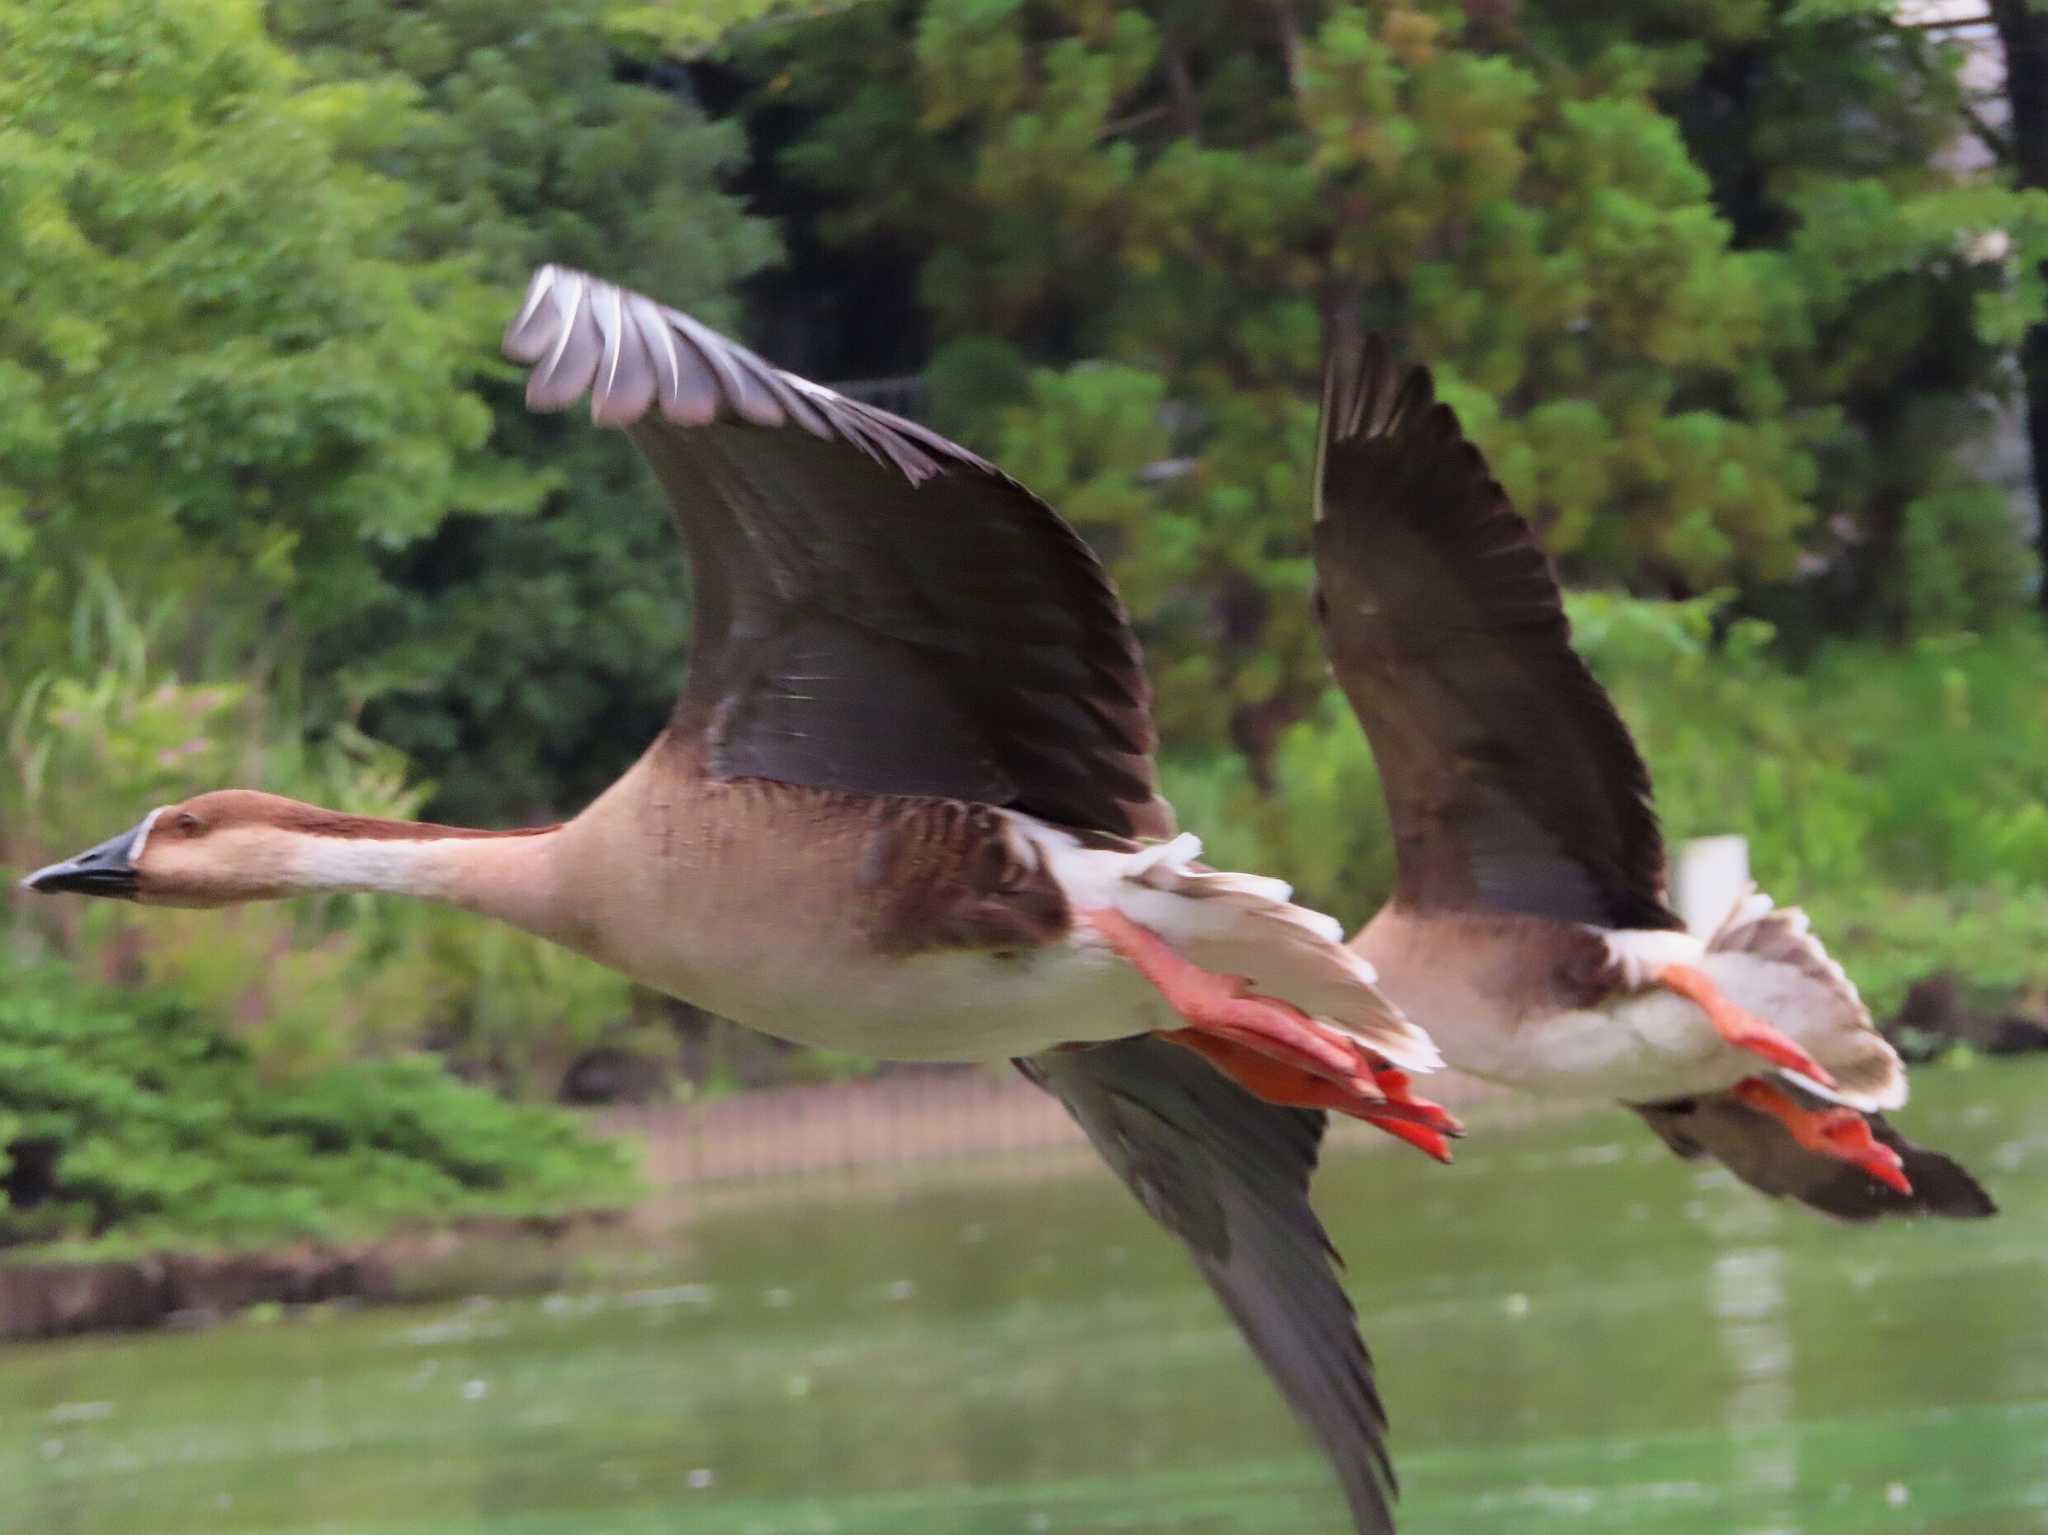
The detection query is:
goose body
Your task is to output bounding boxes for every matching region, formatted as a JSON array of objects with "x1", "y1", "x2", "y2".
[
  {"x1": 495, "y1": 744, "x2": 1418, "y2": 1064},
  {"x1": 1352, "y1": 901, "x2": 1890, "y2": 1108},
  {"x1": 24, "y1": 267, "x2": 1442, "y2": 1535},
  {"x1": 1311, "y1": 329, "x2": 1993, "y2": 1222}
]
